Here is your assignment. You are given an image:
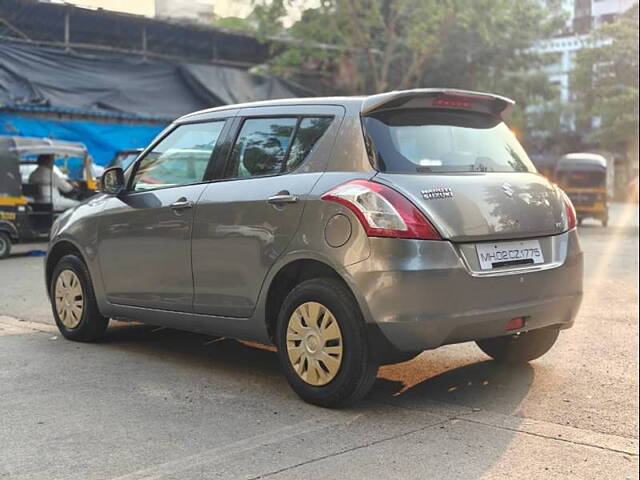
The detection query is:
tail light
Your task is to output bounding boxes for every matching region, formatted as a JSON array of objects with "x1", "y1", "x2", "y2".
[
  {"x1": 321, "y1": 180, "x2": 441, "y2": 240},
  {"x1": 560, "y1": 190, "x2": 577, "y2": 230}
]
